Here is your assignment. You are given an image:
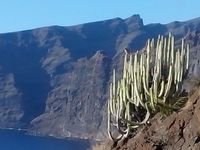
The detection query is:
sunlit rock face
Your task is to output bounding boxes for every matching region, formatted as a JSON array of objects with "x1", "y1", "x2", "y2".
[{"x1": 0, "y1": 15, "x2": 199, "y2": 139}]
